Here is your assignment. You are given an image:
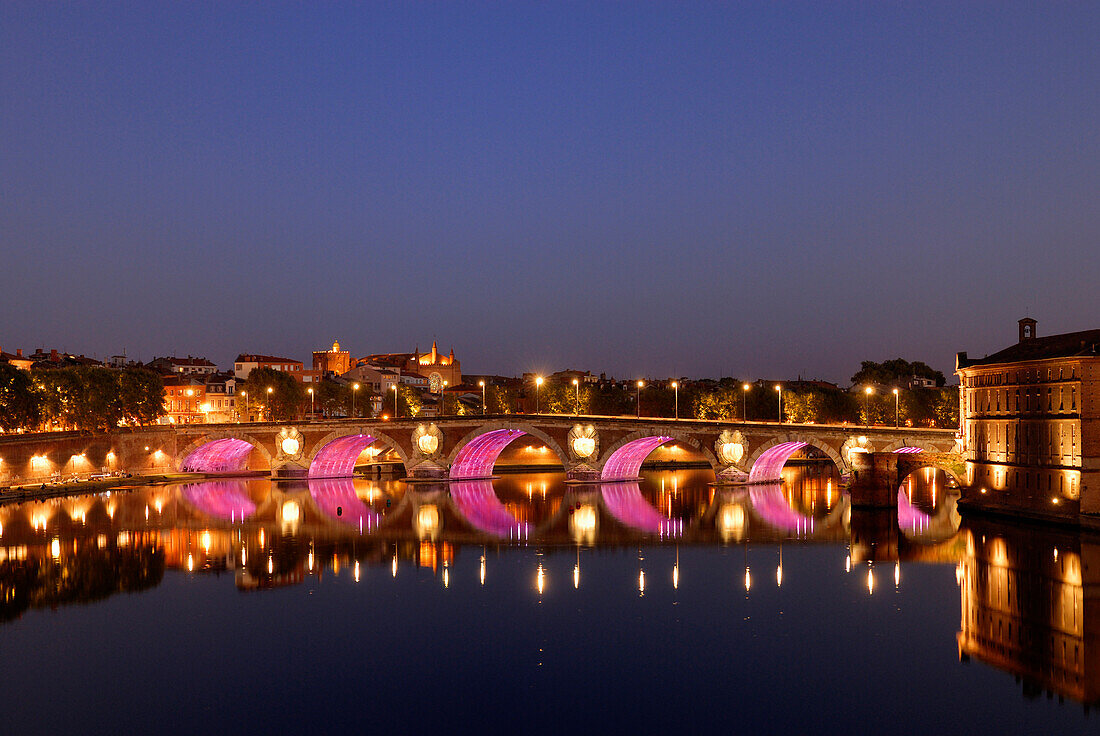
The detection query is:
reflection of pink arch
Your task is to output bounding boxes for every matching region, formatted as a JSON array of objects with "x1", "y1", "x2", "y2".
[
  {"x1": 309, "y1": 478, "x2": 383, "y2": 530},
  {"x1": 748, "y1": 441, "x2": 809, "y2": 483},
  {"x1": 600, "y1": 483, "x2": 682, "y2": 537},
  {"x1": 309, "y1": 434, "x2": 378, "y2": 478},
  {"x1": 450, "y1": 480, "x2": 529, "y2": 538},
  {"x1": 897, "y1": 488, "x2": 931, "y2": 533},
  {"x1": 893, "y1": 447, "x2": 924, "y2": 454},
  {"x1": 601, "y1": 436, "x2": 673, "y2": 480},
  {"x1": 181, "y1": 481, "x2": 256, "y2": 521},
  {"x1": 182, "y1": 438, "x2": 255, "y2": 473},
  {"x1": 450, "y1": 429, "x2": 528, "y2": 479},
  {"x1": 748, "y1": 483, "x2": 814, "y2": 534}
]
